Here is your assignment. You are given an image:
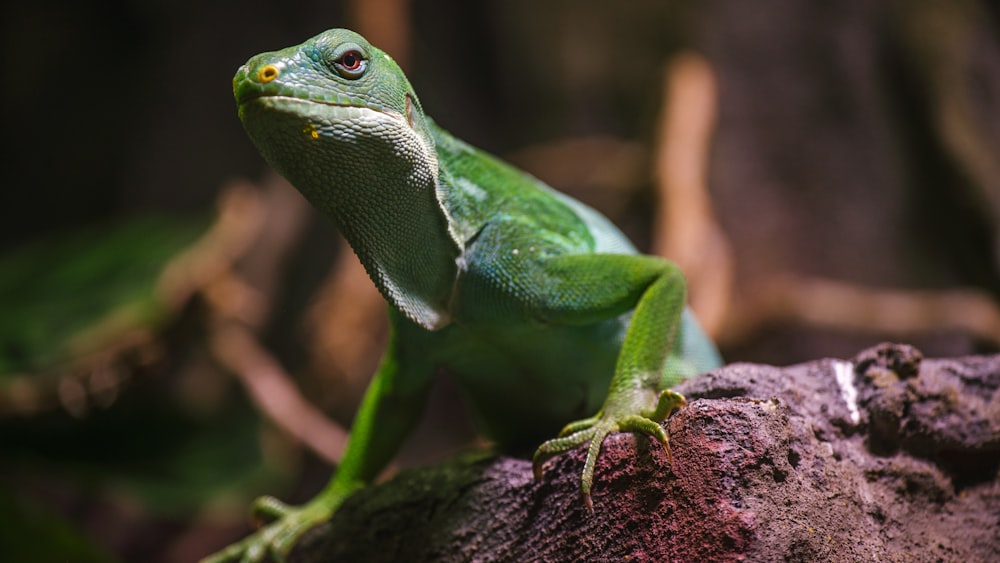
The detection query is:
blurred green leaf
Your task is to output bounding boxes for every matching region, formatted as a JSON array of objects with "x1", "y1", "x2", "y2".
[
  {"x1": 1, "y1": 382, "x2": 287, "y2": 519},
  {"x1": 0, "y1": 217, "x2": 209, "y2": 376}
]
